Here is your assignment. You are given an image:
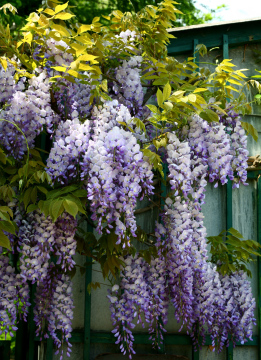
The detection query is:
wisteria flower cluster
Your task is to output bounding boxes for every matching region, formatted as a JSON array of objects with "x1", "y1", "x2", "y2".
[
  {"x1": 0, "y1": 1, "x2": 257, "y2": 359},
  {"x1": 108, "y1": 114, "x2": 255, "y2": 358}
]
